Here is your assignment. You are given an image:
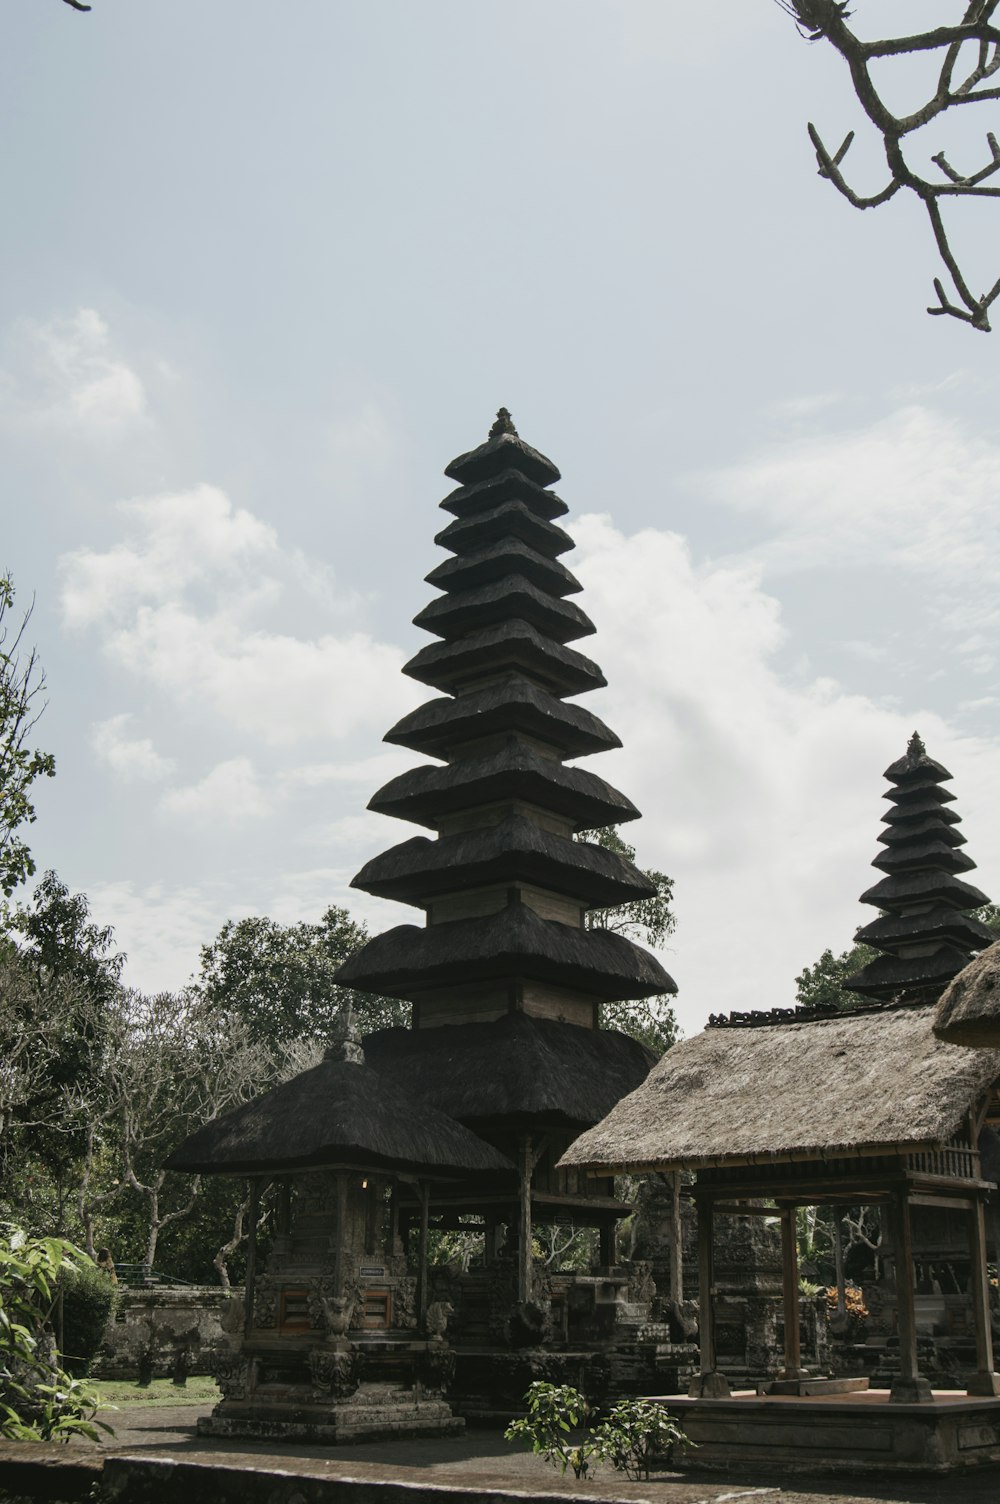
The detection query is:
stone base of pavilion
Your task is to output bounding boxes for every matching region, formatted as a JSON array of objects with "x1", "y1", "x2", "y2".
[
  {"x1": 198, "y1": 1385, "x2": 465, "y2": 1445},
  {"x1": 661, "y1": 1387, "x2": 1000, "y2": 1472}
]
